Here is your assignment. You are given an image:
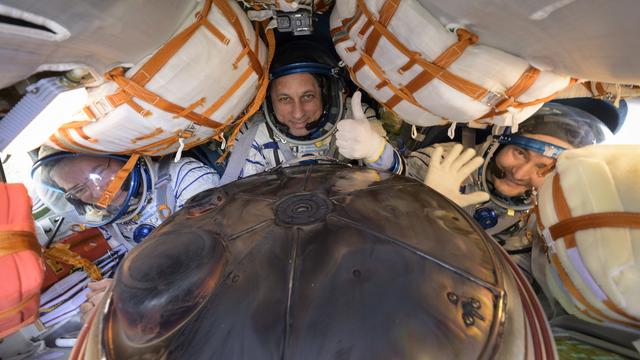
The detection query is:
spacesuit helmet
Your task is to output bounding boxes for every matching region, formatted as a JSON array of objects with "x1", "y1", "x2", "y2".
[
  {"x1": 264, "y1": 39, "x2": 345, "y2": 145},
  {"x1": 31, "y1": 149, "x2": 151, "y2": 227},
  {"x1": 478, "y1": 101, "x2": 613, "y2": 210}
]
